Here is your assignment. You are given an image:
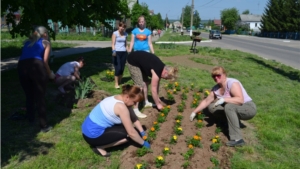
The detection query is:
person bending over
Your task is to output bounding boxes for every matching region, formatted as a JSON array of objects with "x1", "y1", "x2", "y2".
[
  {"x1": 81, "y1": 85, "x2": 150, "y2": 157},
  {"x1": 190, "y1": 66, "x2": 256, "y2": 147},
  {"x1": 55, "y1": 57, "x2": 85, "y2": 93},
  {"x1": 127, "y1": 51, "x2": 178, "y2": 118}
]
